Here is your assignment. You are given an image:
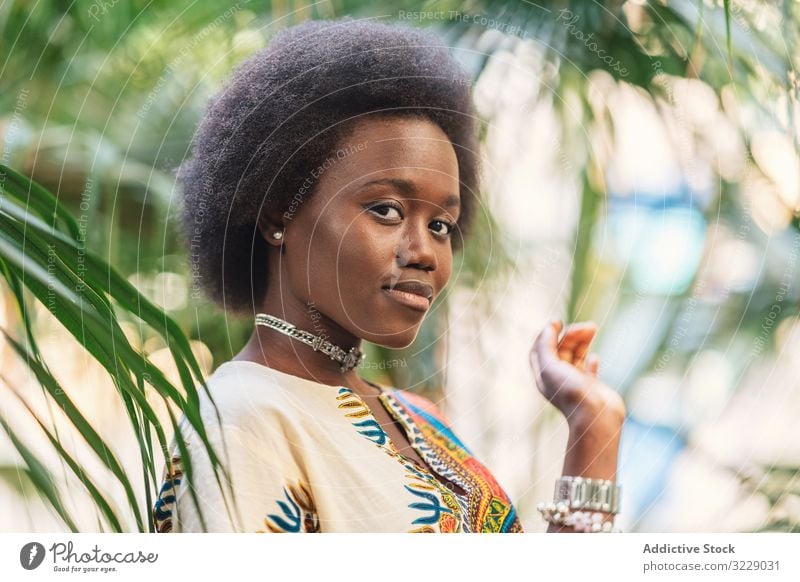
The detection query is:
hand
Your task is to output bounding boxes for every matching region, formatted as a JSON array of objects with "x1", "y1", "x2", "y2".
[{"x1": 530, "y1": 320, "x2": 625, "y2": 428}]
